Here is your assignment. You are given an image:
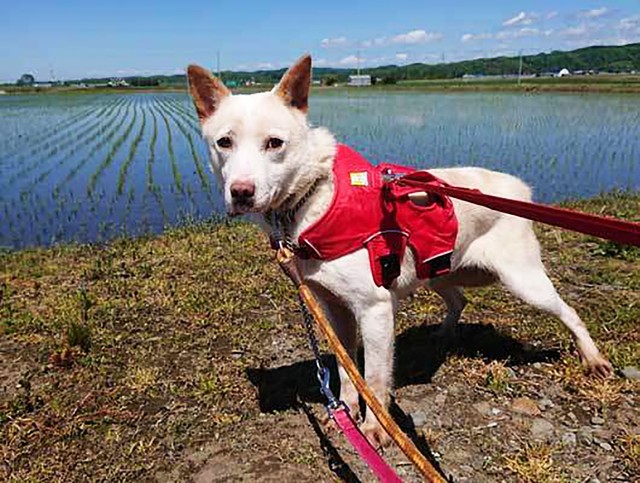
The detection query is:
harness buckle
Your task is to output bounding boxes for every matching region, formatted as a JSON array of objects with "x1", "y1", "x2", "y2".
[{"x1": 381, "y1": 168, "x2": 404, "y2": 184}]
